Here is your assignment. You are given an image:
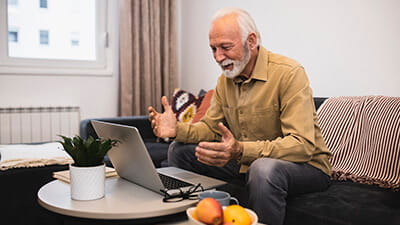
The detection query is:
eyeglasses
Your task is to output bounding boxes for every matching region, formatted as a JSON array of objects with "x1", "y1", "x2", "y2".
[{"x1": 160, "y1": 183, "x2": 204, "y2": 203}]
